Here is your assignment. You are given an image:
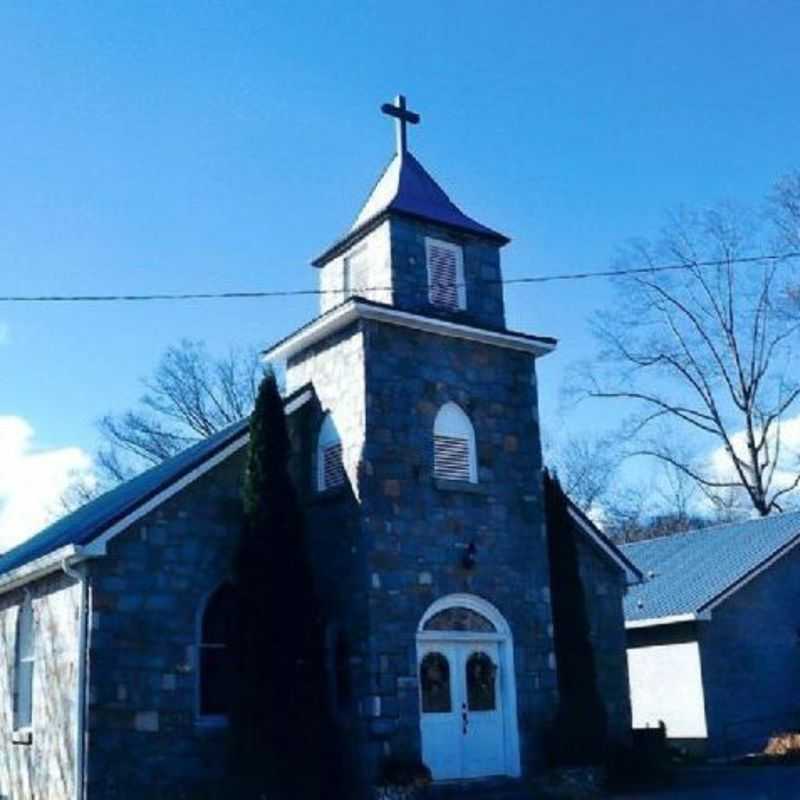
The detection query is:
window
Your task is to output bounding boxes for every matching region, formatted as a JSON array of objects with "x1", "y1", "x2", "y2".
[
  {"x1": 343, "y1": 247, "x2": 369, "y2": 301},
  {"x1": 13, "y1": 597, "x2": 34, "y2": 731},
  {"x1": 423, "y1": 607, "x2": 496, "y2": 633},
  {"x1": 198, "y1": 583, "x2": 235, "y2": 719},
  {"x1": 433, "y1": 403, "x2": 477, "y2": 483},
  {"x1": 317, "y1": 414, "x2": 345, "y2": 491},
  {"x1": 420, "y1": 652, "x2": 451, "y2": 713},
  {"x1": 466, "y1": 651, "x2": 497, "y2": 711},
  {"x1": 425, "y1": 238, "x2": 465, "y2": 311}
]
